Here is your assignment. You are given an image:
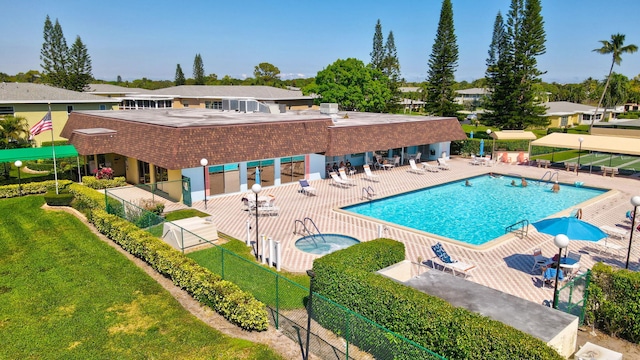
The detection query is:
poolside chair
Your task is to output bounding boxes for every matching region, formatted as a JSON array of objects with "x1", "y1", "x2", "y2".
[
  {"x1": 414, "y1": 152, "x2": 422, "y2": 163},
  {"x1": 429, "y1": 242, "x2": 476, "y2": 278},
  {"x1": 422, "y1": 162, "x2": 440, "y2": 173},
  {"x1": 338, "y1": 168, "x2": 357, "y2": 186},
  {"x1": 469, "y1": 155, "x2": 481, "y2": 166},
  {"x1": 436, "y1": 158, "x2": 450, "y2": 170},
  {"x1": 329, "y1": 172, "x2": 351, "y2": 188},
  {"x1": 362, "y1": 164, "x2": 380, "y2": 182},
  {"x1": 298, "y1": 179, "x2": 317, "y2": 196},
  {"x1": 408, "y1": 159, "x2": 425, "y2": 174},
  {"x1": 530, "y1": 248, "x2": 549, "y2": 274}
]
